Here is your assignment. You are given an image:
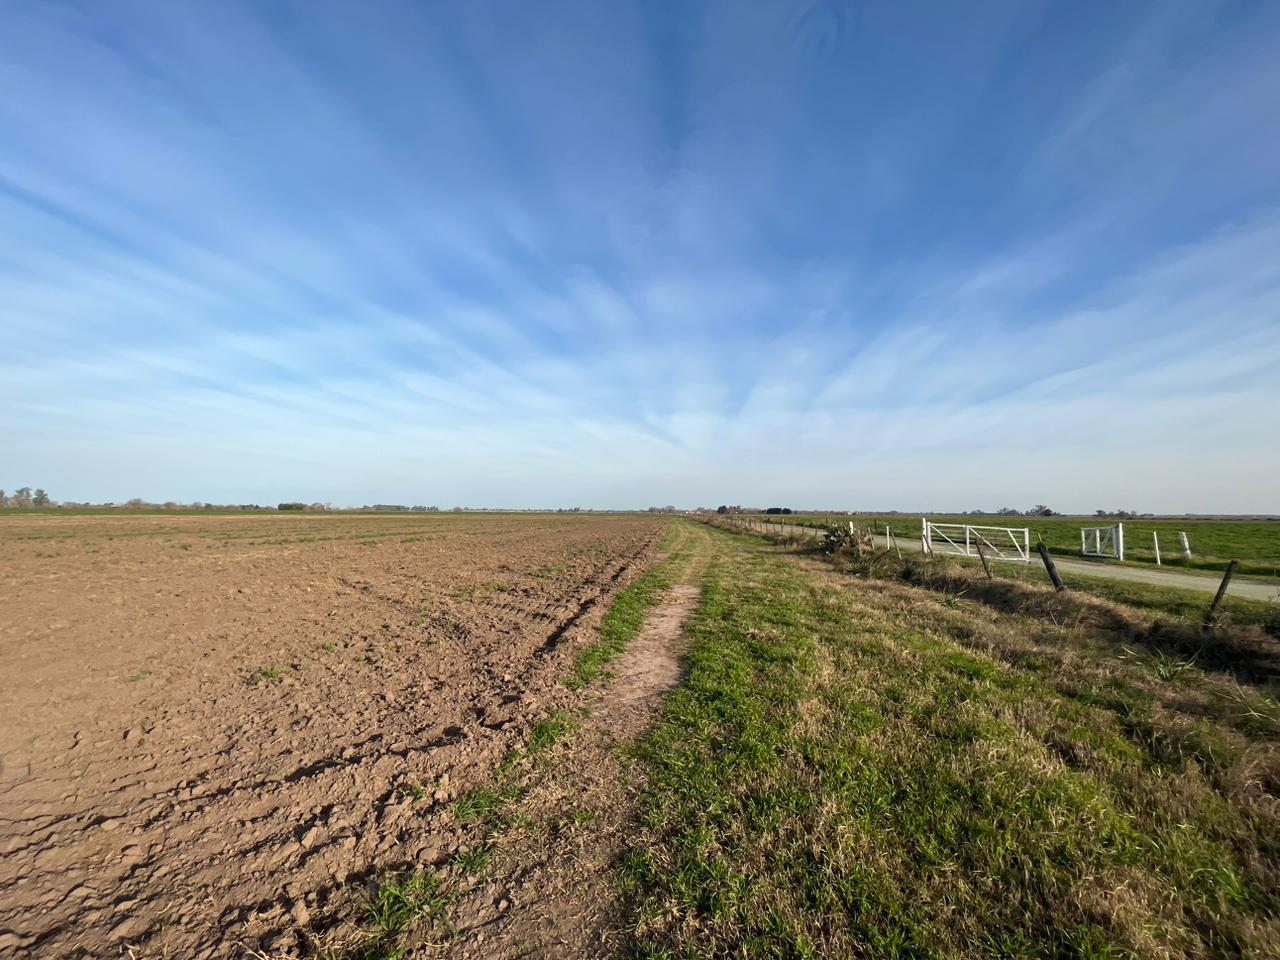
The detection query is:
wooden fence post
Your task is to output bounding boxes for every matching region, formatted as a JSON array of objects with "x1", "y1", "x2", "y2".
[
  {"x1": 1037, "y1": 542, "x2": 1065, "y2": 592},
  {"x1": 976, "y1": 541, "x2": 992, "y2": 580},
  {"x1": 1203, "y1": 560, "x2": 1238, "y2": 632}
]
